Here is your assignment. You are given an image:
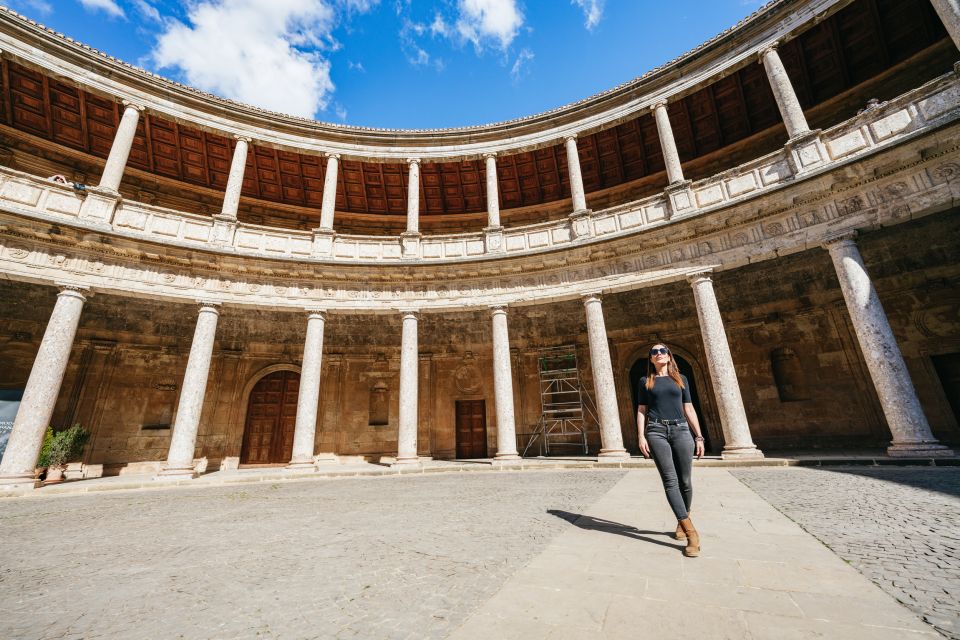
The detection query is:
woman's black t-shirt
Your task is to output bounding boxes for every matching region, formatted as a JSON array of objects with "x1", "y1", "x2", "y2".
[{"x1": 636, "y1": 374, "x2": 692, "y2": 422}]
